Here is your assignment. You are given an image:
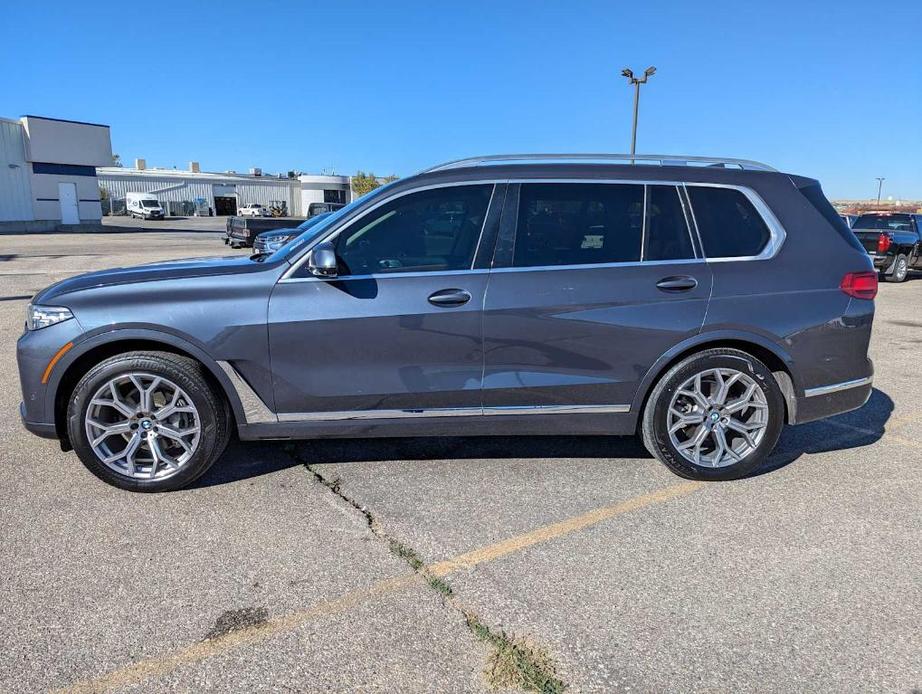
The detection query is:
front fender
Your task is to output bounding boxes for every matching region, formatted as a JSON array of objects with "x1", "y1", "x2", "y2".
[{"x1": 44, "y1": 326, "x2": 250, "y2": 428}]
